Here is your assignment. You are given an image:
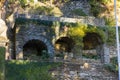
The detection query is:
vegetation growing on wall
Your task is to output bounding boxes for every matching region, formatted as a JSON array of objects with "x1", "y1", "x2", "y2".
[
  {"x1": 34, "y1": 6, "x2": 53, "y2": 15},
  {"x1": 104, "y1": 57, "x2": 118, "y2": 73},
  {"x1": 106, "y1": 26, "x2": 116, "y2": 45},
  {"x1": 104, "y1": 17, "x2": 115, "y2": 27},
  {"x1": 0, "y1": 47, "x2": 5, "y2": 80},
  {"x1": 88, "y1": 1, "x2": 107, "y2": 17},
  {"x1": 16, "y1": 17, "x2": 118, "y2": 46},
  {"x1": 68, "y1": 23, "x2": 106, "y2": 47}
]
